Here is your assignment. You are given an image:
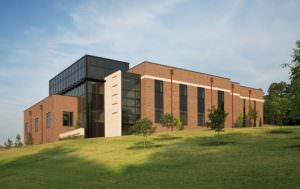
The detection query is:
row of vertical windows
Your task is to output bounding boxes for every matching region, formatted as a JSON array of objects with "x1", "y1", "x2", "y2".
[
  {"x1": 155, "y1": 80, "x2": 164, "y2": 123},
  {"x1": 29, "y1": 111, "x2": 73, "y2": 133},
  {"x1": 153, "y1": 82, "x2": 231, "y2": 126},
  {"x1": 197, "y1": 87, "x2": 205, "y2": 126},
  {"x1": 180, "y1": 84, "x2": 188, "y2": 125}
]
